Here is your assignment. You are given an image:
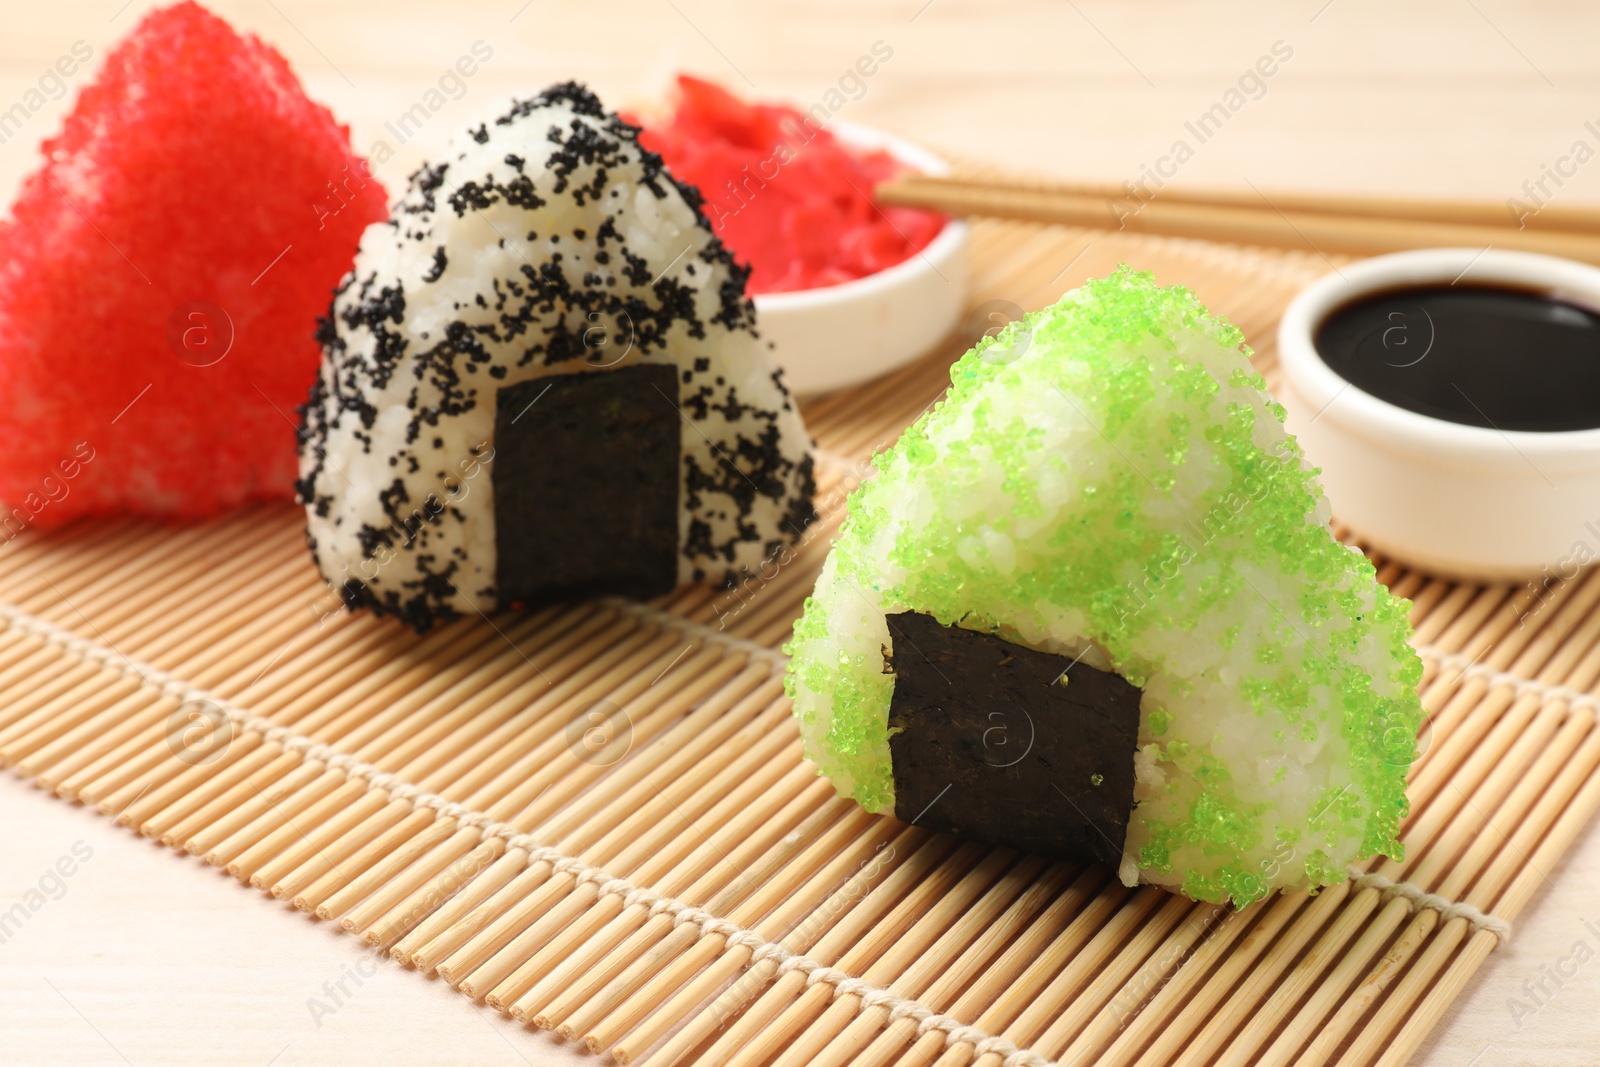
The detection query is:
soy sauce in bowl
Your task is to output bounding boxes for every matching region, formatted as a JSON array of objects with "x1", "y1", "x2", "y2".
[{"x1": 1313, "y1": 284, "x2": 1600, "y2": 432}]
